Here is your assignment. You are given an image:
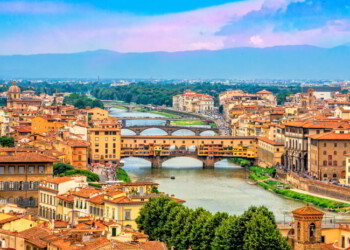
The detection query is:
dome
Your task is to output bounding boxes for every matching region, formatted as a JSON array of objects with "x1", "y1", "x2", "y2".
[{"x1": 8, "y1": 81, "x2": 21, "y2": 93}]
